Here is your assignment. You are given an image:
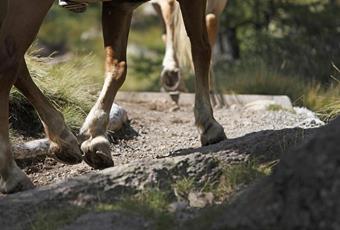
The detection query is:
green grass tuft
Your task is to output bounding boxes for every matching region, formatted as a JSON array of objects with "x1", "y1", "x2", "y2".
[
  {"x1": 31, "y1": 207, "x2": 87, "y2": 230},
  {"x1": 96, "y1": 189, "x2": 175, "y2": 230},
  {"x1": 215, "y1": 161, "x2": 268, "y2": 201}
]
